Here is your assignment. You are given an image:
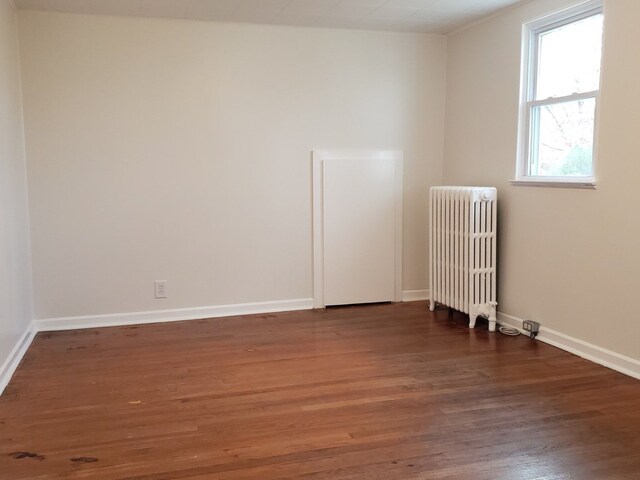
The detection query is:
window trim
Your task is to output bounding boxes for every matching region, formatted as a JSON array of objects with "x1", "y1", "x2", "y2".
[{"x1": 515, "y1": 0, "x2": 604, "y2": 187}]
